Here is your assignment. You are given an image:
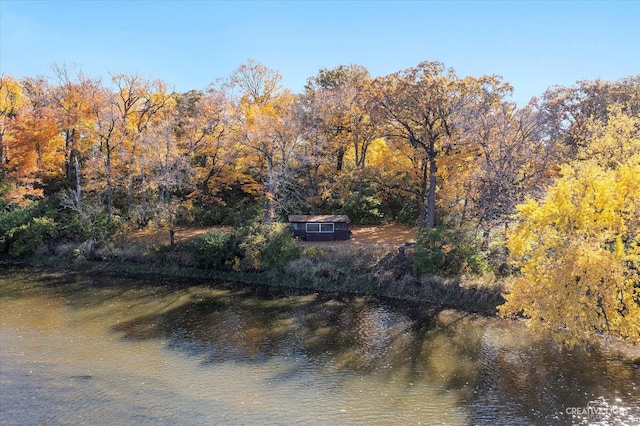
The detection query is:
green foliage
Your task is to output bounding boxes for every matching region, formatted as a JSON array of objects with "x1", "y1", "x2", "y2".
[
  {"x1": 380, "y1": 192, "x2": 419, "y2": 225},
  {"x1": 81, "y1": 210, "x2": 125, "y2": 242},
  {"x1": 192, "y1": 198, "x2": 263, "y2": 227},
  {"x1": 6, "y1": 216, "x2": 58, "y2": 257},
  {"x1": 0, "y1": 199, "x2": 60, "y2": 256},
  {"x1": 414, "y1": 228, "x2": 447, "y2": 275},
  {"x1": 0, "y1": 207, "x2": 31, "y2": 253},
  {"x1": 0, "y1": 193, "x2": 126, "y2": 258},
  {"x1": 341, "y1": 194, "x2": 384, "y2": 225},
  {"x1": 414, "y1": 226, "x2": 488, "y2": 276},
  {"x1": 189, "y1": 228, "x2": 240, "y2": 269},
  {"x1": 240, "y1": 222, "x2": 301, "y2": 272},
  {"x1": 188, "y1": 222, "x2": 301, "y2": 273}
]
